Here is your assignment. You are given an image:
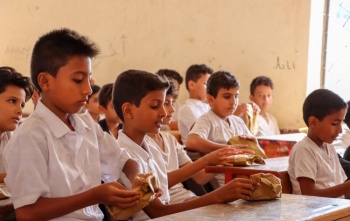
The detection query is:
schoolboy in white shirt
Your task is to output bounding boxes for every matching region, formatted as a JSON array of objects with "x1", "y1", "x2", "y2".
[
  {"x1": 0, "y1": 66, "x2": 34, "y2": 183},
  {"x1": 186, "y1": 71, "x2": 265, "y2": 186},
  {"x1": 249, "y1": 76, "x2": 280, "y2": 136},
  {"x1": 113, "y1": 70, "x2": 258, "y2": 221},
  {"x1": 3, "y1": 28, "x2": 145, "y2": 220}
]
